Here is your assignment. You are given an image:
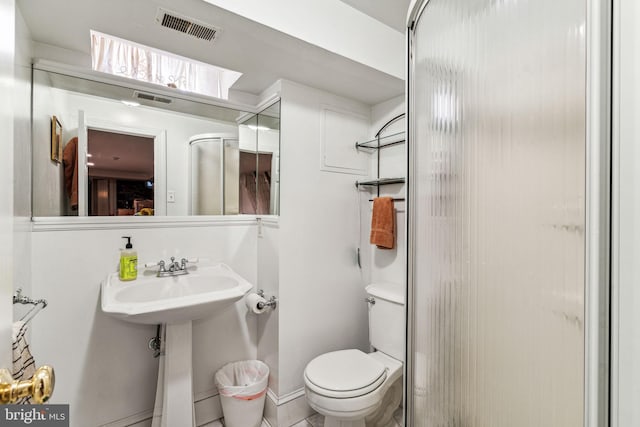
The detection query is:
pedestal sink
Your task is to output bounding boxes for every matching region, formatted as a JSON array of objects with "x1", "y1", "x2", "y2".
[{"x1": 101, "y1": 263, "x2": 253, "y2": 427}]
